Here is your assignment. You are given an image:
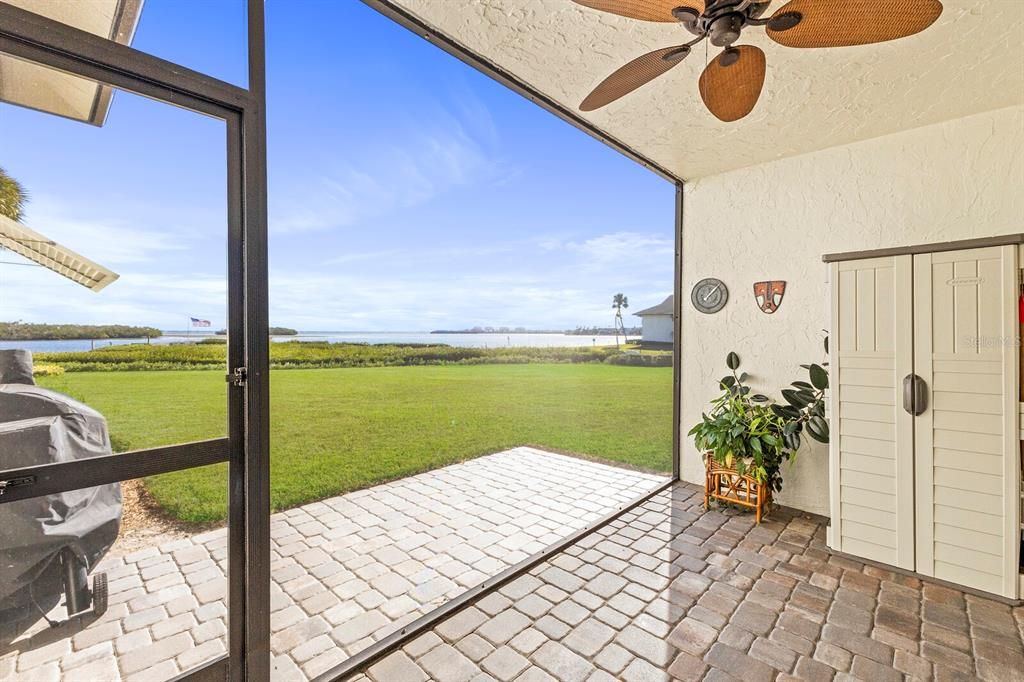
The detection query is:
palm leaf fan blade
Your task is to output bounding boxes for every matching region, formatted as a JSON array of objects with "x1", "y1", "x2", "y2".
[
  {"x1": 698, "y1": 45, "x2": 766, "y2": 122},
  {"x1": 766, "y1": 0, "x2": 943, "y2": 48},
  {"x1": 572, "y1": 0, "x2": 705, "y2": 23},
  {"x1": 581, "y1": 46, "x2": 690, "y2": 111}
]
